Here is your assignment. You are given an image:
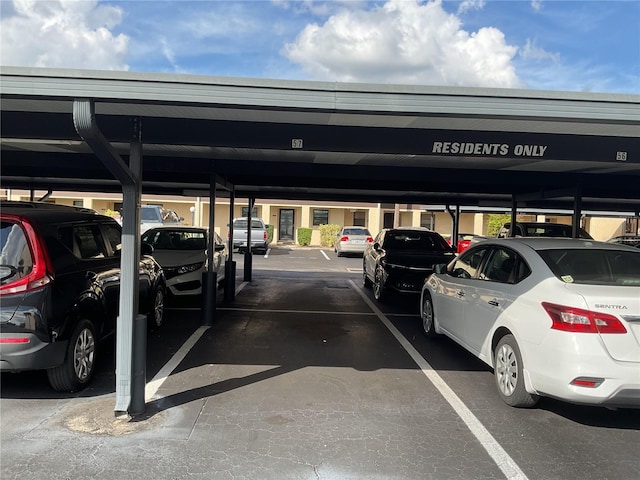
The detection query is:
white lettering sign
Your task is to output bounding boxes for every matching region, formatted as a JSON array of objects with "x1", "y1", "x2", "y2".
[{"x1": 432, "y1": 142, "x2": 548, "y2": 157}]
